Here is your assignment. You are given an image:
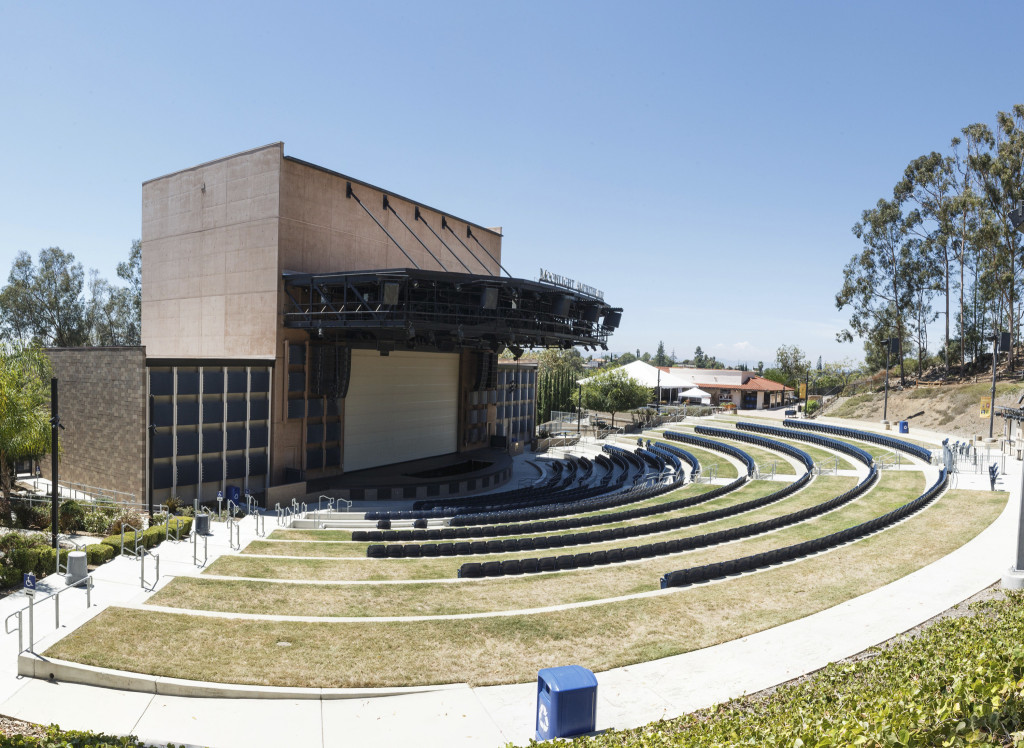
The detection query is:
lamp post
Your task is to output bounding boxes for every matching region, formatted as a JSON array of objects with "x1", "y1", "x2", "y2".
[
  {"x1": 576, "y1": 381, "x2": 583, "y2": 435},
  {"x1": 999, "y1": 203, "x2": 1024, "y2": 588},
  {"x1": 881, "y1": 337, "x2": 897, "y2": 424}
]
